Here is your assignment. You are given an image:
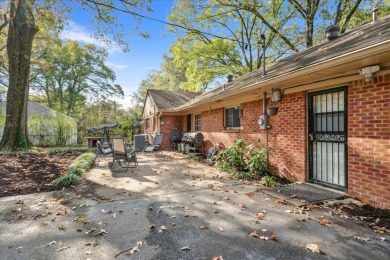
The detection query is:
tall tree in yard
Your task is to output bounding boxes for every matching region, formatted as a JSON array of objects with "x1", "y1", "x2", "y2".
[
  {"x1": 1, "y1": 0, "x2": 38, "y2": 150},
  {"x1": 0, "y1": 0, "x2": 151, "y2": 151}
]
